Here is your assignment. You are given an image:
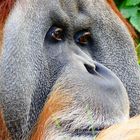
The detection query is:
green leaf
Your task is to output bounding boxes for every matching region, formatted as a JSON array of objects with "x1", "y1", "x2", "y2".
[
  {"x1": 126, "y1": 0, "x2": 140, "y2": 6},
  {"x1": 120, "y1": 6, "x2": 139, "y2": 18},
  {"x1": 130, "y1": 12, "x2": 140, "y2": 32},
  {"x1": 136, "y1": 44, "x2": 140, "y2": 64},
  {"x1": 114, "y1": 0, "x2": 124, "y2": 7}
]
